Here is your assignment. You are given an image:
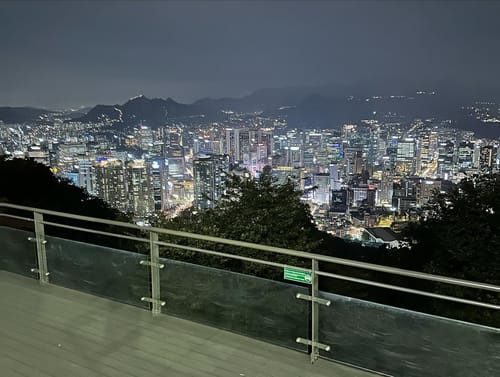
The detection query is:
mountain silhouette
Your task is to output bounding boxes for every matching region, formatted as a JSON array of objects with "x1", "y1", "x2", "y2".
[{"x1": 1, "y1": 86, "x2": 498, "y2": 138}]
